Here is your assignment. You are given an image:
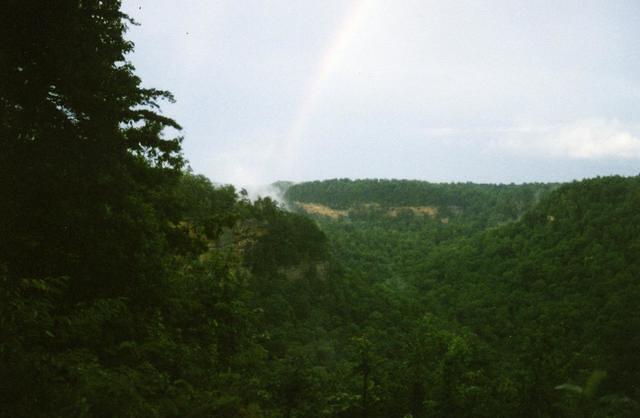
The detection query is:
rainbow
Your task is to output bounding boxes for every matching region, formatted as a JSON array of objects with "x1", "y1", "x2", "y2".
[{"x1": 281, "y1": 0, "x2": 371, "y2": 173}]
